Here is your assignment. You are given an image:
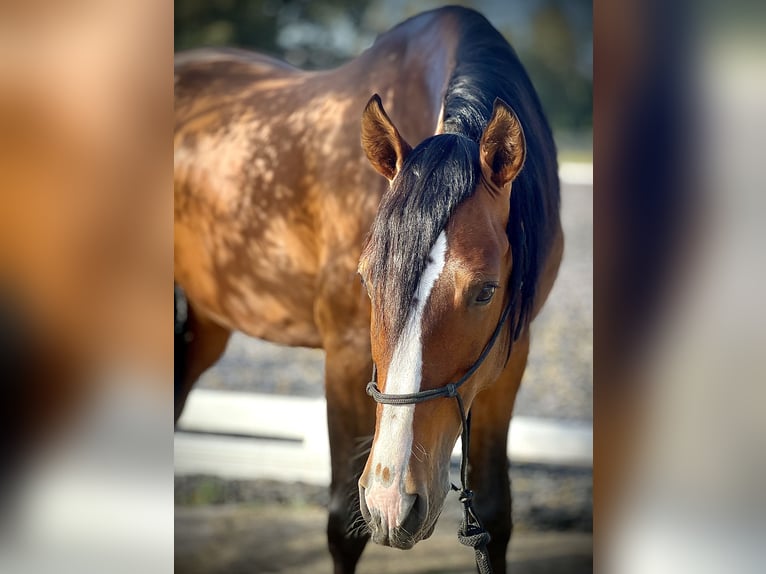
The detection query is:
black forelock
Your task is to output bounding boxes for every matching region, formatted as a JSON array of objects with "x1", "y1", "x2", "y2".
[{"x1": 364, "y1": 134, "x2": 479, "y2": 339}]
